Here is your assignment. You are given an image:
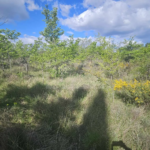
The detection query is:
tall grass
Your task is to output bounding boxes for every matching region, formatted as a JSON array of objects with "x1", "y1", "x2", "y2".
[{"x1": 0, "y1": 64, "x2": 150, "y2": 150}]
